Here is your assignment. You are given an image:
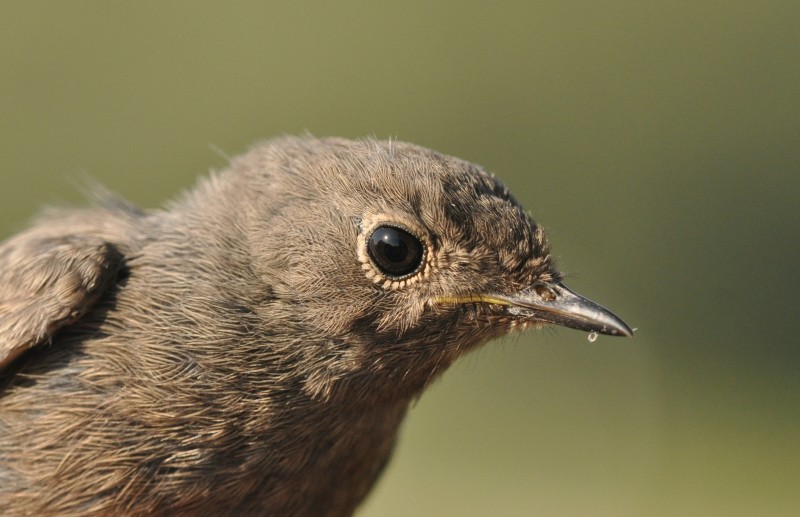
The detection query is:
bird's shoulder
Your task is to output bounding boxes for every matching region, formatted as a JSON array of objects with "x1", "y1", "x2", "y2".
[{"x1": 0, "y1": 206, "x2": 140, "y2": 372}]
